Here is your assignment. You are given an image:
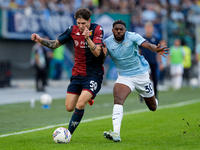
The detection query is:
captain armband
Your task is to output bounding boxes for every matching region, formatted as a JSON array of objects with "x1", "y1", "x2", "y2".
[{"x1": 90, "y1": 45, "x2": 97, "y2": 51}]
